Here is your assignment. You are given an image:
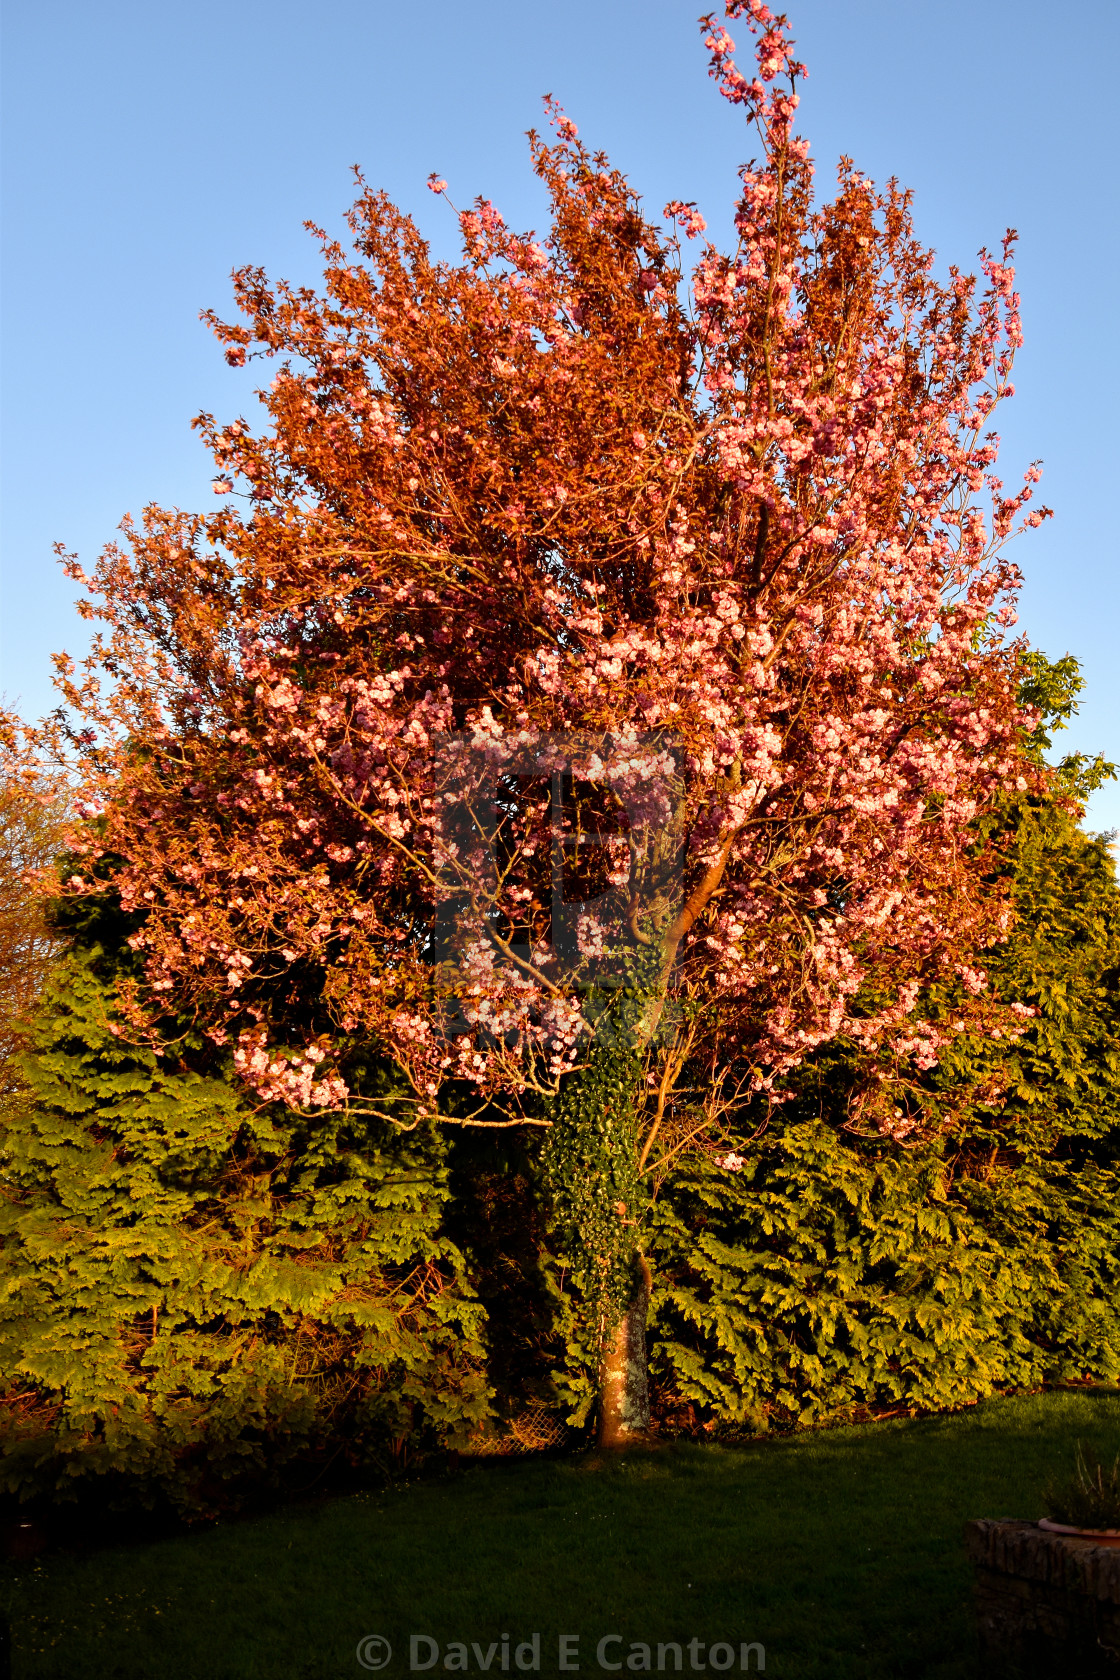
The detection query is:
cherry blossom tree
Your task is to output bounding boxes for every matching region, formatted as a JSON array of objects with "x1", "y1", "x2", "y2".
[
  {"x1": 45, "y1": 0, "x2": 1049, "y2": 1443},
  {"x1": 0, "y1": 762, "x2": 68, "y2": 1098}
]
